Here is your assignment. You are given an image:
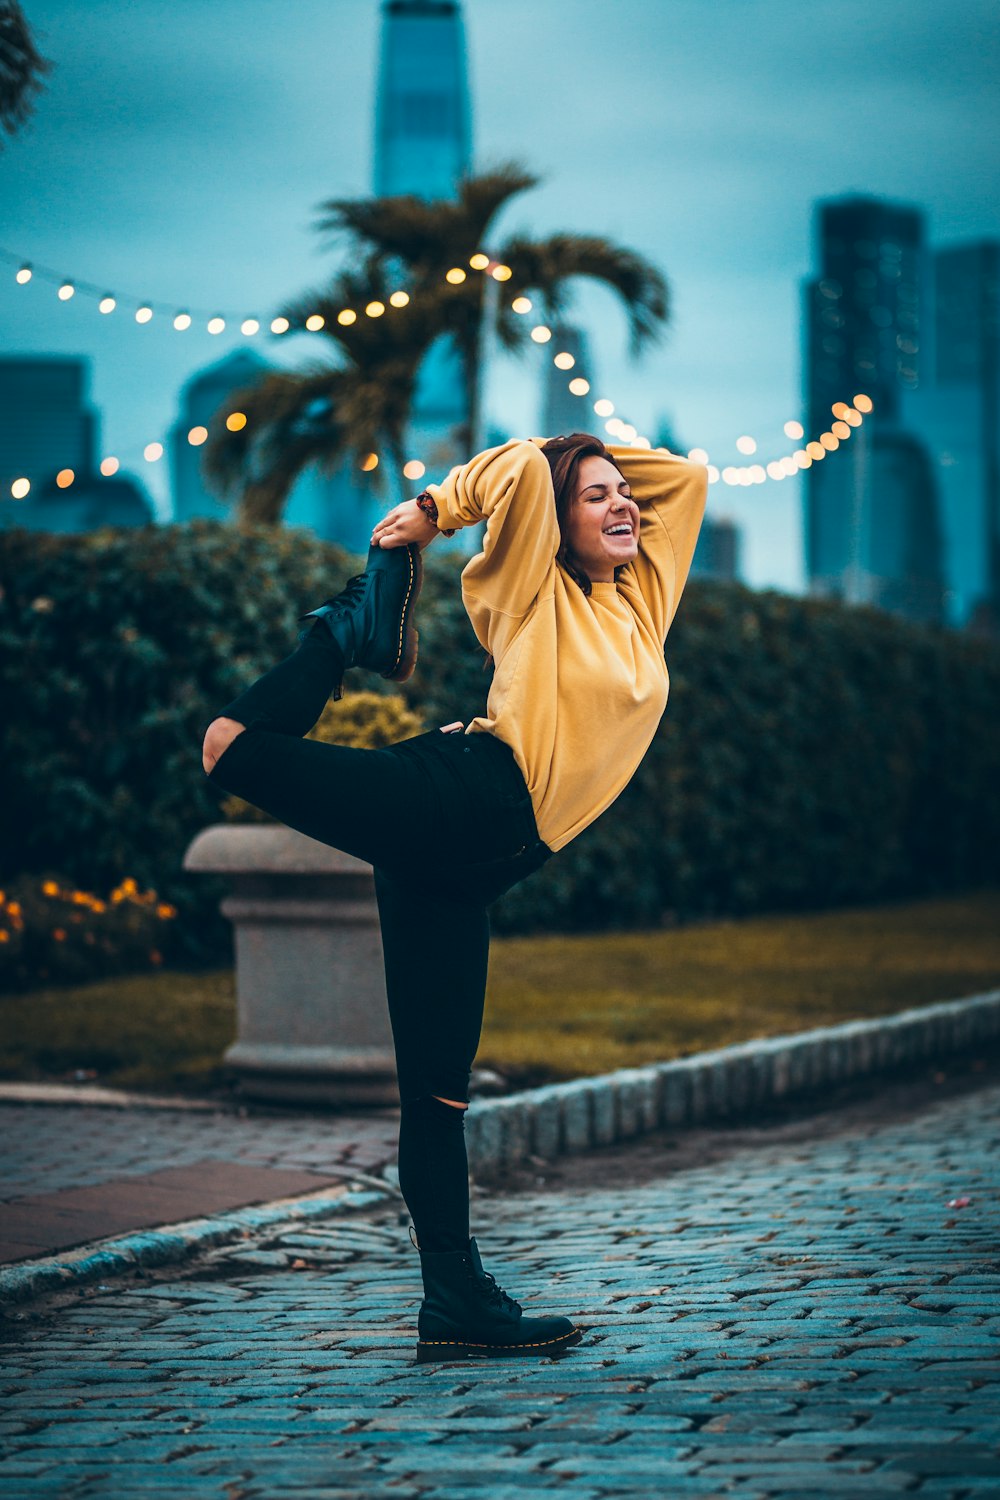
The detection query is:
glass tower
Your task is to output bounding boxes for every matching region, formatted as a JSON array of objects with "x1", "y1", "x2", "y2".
[
  {"x1": 374, "y1": 1, "x2": 473, "y2": 489},
  {"x1": 917, "y1": 241, "x2": 1000, "y2": 629},
  {"x1": 375, "y1": 0, "x2": 472, "y2": 201},
  {"x1": 802, "y1": 195, "x2": 944, "y2": 623}
]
